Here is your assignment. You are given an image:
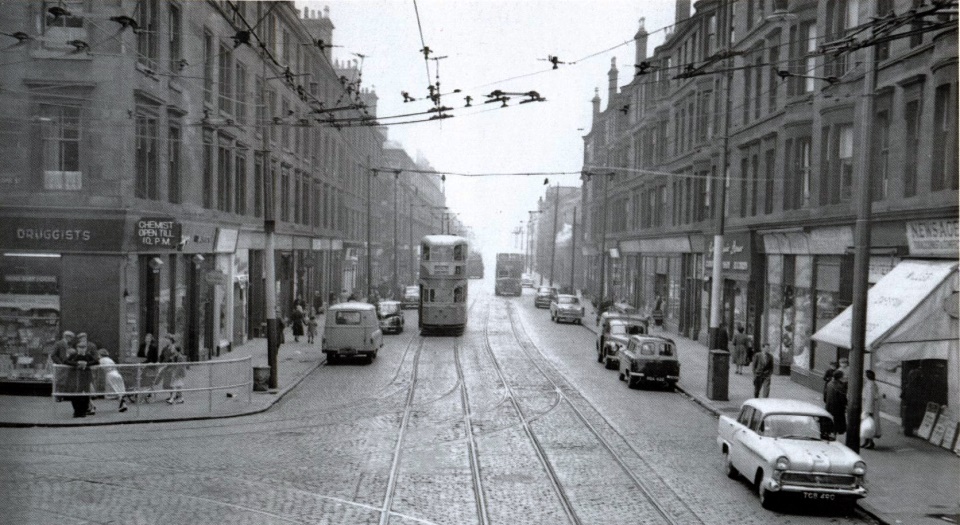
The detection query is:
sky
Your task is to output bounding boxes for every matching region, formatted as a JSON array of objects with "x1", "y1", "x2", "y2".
[{"x1": 296, "y1": 0, "x2": 679, "y2": 257}]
